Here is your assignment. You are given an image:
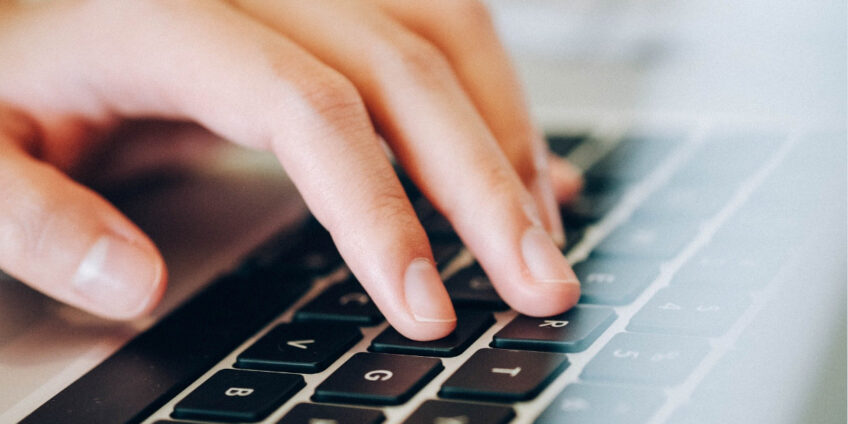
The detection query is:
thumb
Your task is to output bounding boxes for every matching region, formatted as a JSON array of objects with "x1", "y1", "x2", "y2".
[{"x1": 0, "y1": 134, "x2": 166, "y2": 320}]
